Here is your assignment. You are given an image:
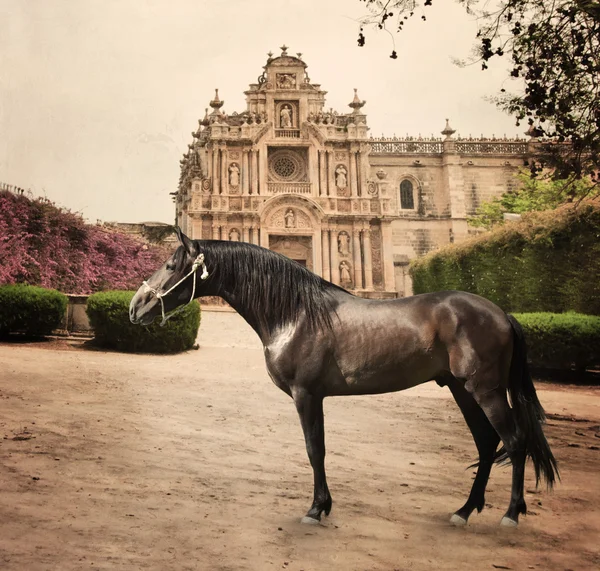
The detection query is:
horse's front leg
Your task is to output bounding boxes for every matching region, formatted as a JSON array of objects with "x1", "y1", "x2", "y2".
[{"x1": 292, "y1": 388, "x2": 332, "y2": 524}]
